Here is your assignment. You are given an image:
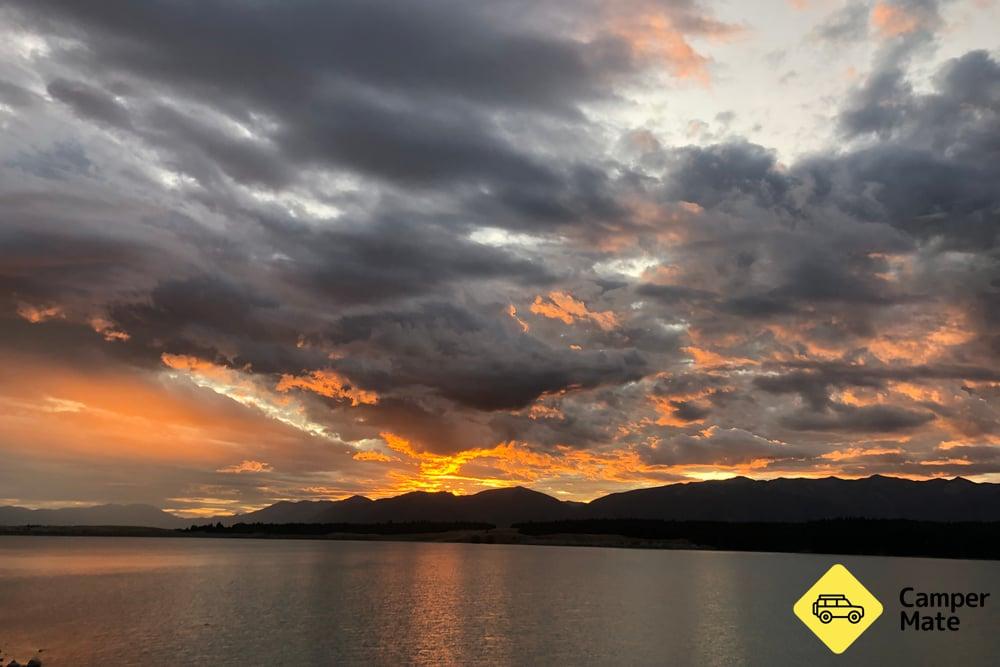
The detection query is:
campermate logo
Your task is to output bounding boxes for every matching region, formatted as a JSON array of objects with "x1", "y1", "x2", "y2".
[{"x1": 793, "y1": 564, "x2": 883, "y2": 654}]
